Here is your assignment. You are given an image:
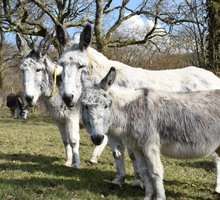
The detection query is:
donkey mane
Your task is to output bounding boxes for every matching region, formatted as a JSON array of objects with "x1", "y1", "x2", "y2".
[
  {"x1": 24, "y1": 49, "x2": 41, "y2": 60},
  {"x1": 110, "y1": 87, "x2": 144, "y2": 107}
]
